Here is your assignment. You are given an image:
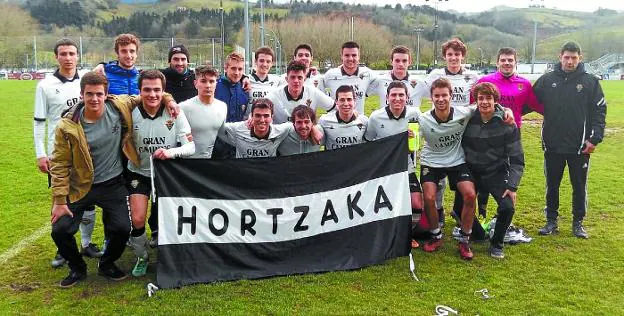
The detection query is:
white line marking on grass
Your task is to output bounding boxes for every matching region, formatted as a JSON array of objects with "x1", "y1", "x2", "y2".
[{"x1": 0, "y1": 224, "x2": 50, "y2": 264}]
